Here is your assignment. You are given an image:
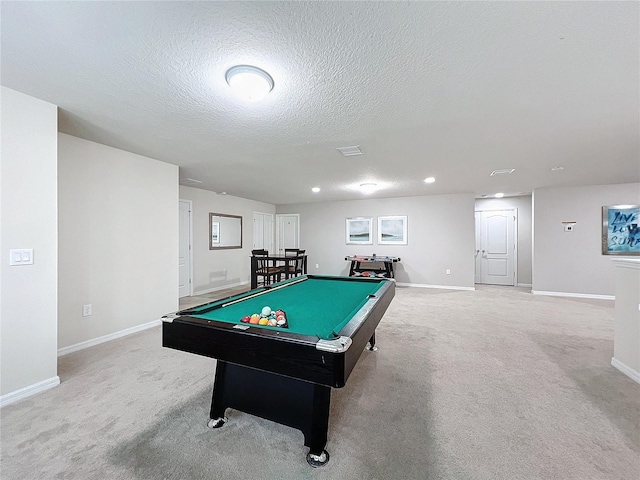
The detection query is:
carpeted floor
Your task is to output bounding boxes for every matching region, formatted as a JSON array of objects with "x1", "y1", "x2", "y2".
[{"x1": 1, "y1": 285, "x2": 638, "y2": 479}]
